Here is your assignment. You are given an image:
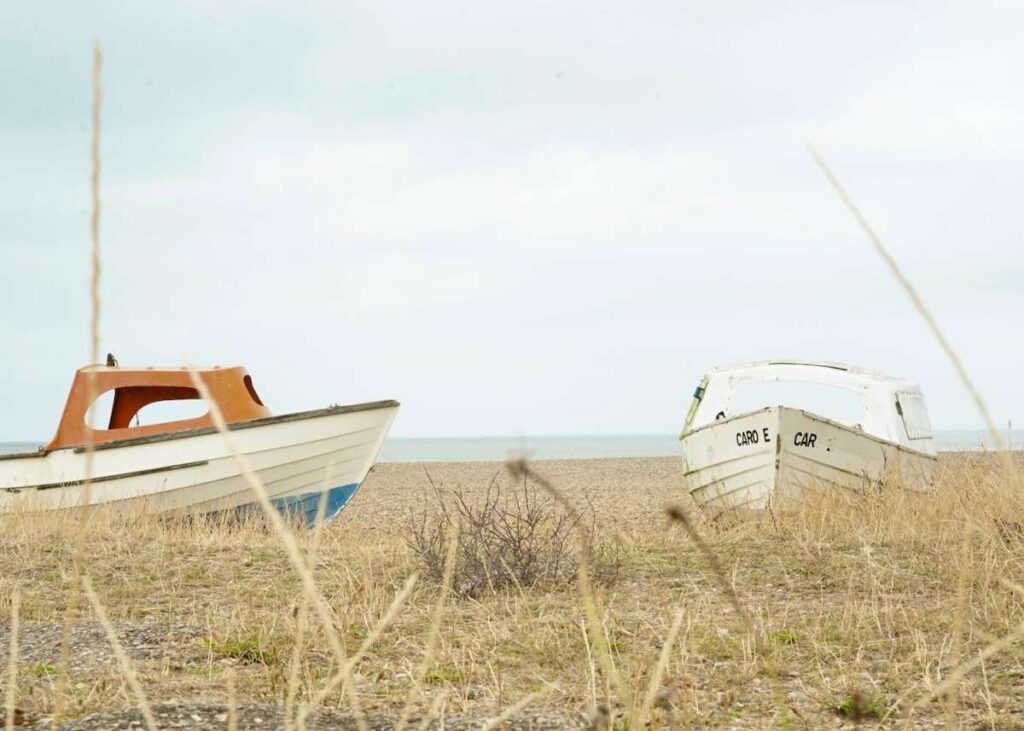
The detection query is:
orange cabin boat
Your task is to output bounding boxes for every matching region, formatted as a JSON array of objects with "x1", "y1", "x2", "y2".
[{"x1": 45, "y1": 365, "x2": 271, "y2": 451}]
